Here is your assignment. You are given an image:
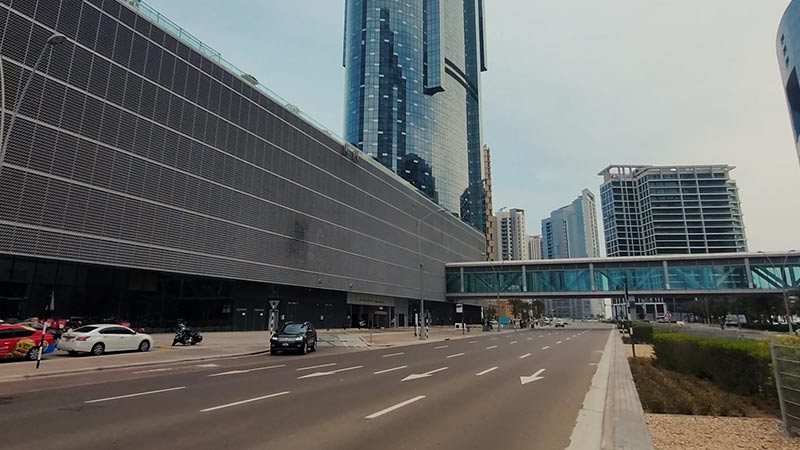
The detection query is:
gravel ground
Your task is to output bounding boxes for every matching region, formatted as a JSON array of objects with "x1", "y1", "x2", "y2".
[
  {"x1": 646, "y1": 414, "x2": 799, "y2": 450},
  {"x1": 624, "y1": 343, "x2": 654, "y2": 358}
]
